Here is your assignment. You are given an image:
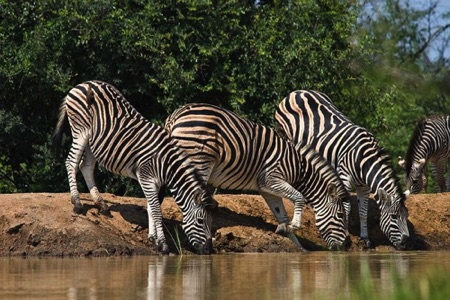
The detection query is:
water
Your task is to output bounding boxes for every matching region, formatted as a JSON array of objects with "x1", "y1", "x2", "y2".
[{"x1": 0, "y1": 252, "x2": 449, "y2": 299}]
